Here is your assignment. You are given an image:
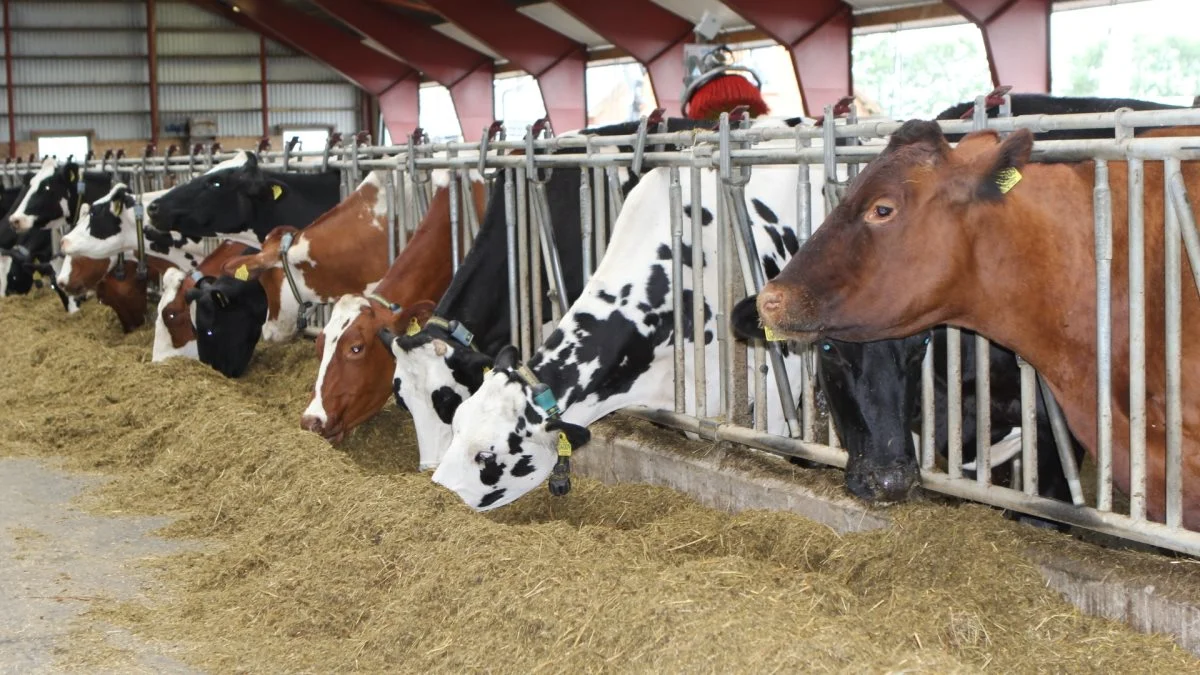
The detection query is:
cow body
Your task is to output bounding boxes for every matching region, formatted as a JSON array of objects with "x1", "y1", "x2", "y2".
[
  {"x1": 431, "y1": 130, "x2": 806, "y2": 511},
  {"x1": 935, "y1": 94, "x2": 1184, "y2": 142},
  {"x1": 756, "y1": 121, "x2": 1200, "y2": 529},
  {"x1": 7, "y1": 158, "x2": 112, "y2": 233}
]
